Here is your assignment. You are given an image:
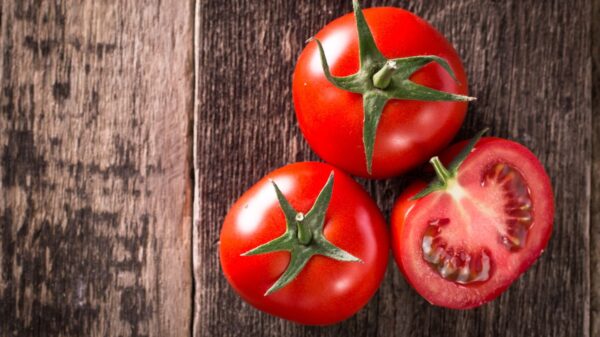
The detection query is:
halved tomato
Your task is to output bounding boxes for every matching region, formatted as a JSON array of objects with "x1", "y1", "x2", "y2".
[{"x1": 391, "y1": 133, "x2": 554, "y2": 308}]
